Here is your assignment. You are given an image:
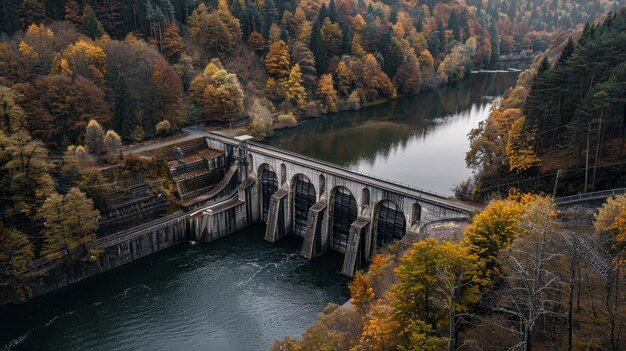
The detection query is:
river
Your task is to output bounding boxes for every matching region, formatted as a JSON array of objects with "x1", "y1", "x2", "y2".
[
  {"x1": 266, "y1": 71, "x2": 520, "y2": 195},
  {"x1": 0, "y1": 71, "x2": 520, "y2": 351},
  {"x1": 0, "y1": 225, "x2": 349, "y2": 351}
]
